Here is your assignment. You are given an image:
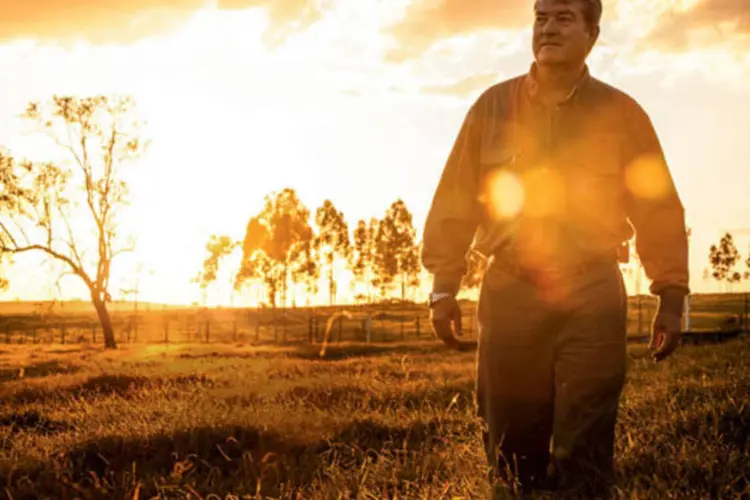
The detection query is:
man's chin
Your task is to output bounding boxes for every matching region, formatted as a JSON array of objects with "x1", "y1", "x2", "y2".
[{"x1": 536, "y1": 53, "x2": 567, "y2": 66}]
